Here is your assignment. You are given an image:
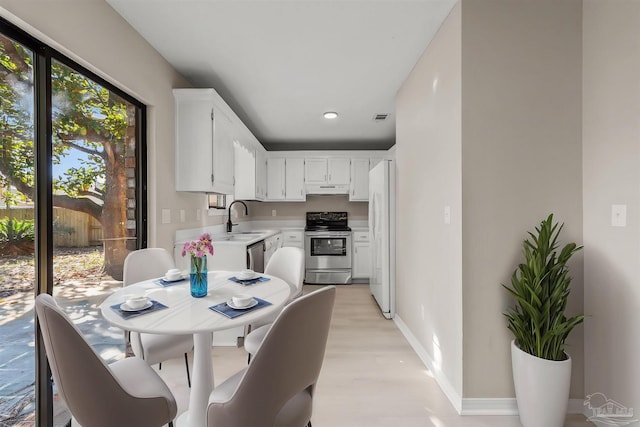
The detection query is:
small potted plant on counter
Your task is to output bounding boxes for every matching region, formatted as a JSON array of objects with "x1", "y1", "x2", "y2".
[{"x1": 503, "y1": 214, "x2": 584, "y2": 427}]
